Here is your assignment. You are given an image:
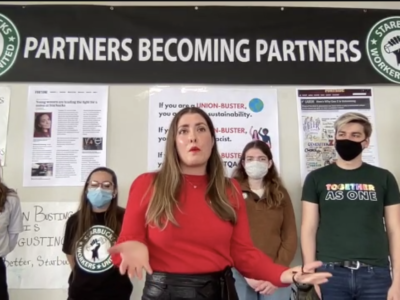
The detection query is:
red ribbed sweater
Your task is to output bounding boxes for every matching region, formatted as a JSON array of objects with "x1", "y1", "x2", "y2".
[{"x1": 112, "y1": 173, "x2": 289, "y2": 287}]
